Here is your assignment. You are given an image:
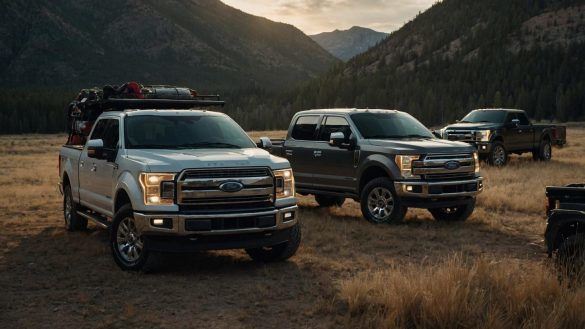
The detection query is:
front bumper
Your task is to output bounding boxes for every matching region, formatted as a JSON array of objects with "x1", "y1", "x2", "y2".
[
  {"x1": 134, "y1": 205, "x2": 298, "y2": 237},
  {"x1": 394, "y1": 177, "x2": 483, "y2": 199}
]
